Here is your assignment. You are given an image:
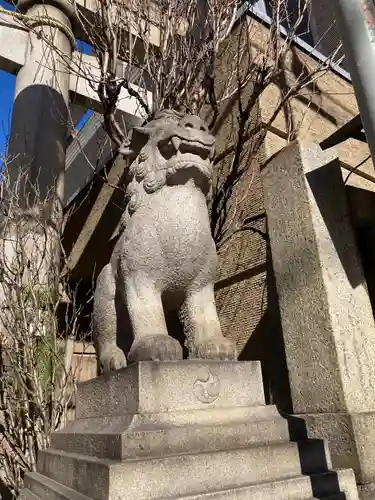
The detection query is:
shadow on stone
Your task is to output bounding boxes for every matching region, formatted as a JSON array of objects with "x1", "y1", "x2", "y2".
[
  {"x1": 164, "y1": 307, "x2": 189, "y2": 358},
  {"x1": 306, "y1": 160, "x2": 364, "y2": 290},
  {"x1": 287, "y1": 415, "x2": 346, "y2": 499},
  {"x1": 346, "y1": 185, "x2": 375, "y2": 318},
  {"x1": 115, "y1": 299, "x2": 188, "y2": 360},
  {"x1": 8, "y1": 84, "x2": 69, "y2": 206},
  {"x1": 239, "y1": 246, "x2": 293, "y2": 413}
]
